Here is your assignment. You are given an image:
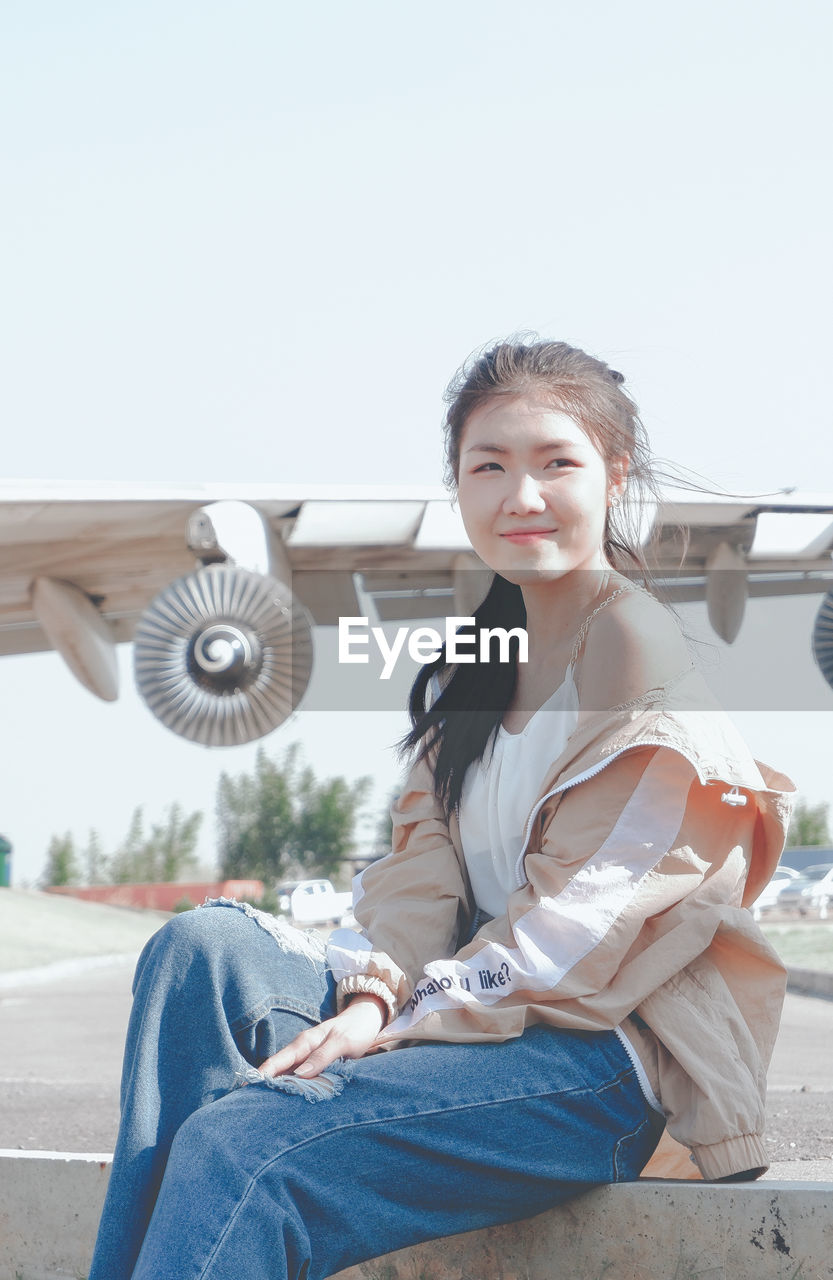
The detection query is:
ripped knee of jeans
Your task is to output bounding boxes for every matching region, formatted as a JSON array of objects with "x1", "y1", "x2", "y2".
[
  {"x1": 200, "y1": 896, "x2": 327, "y2": 966},
  {"x1": 235, "y1": 1057, "x2": 354, "y2": 1103}
]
